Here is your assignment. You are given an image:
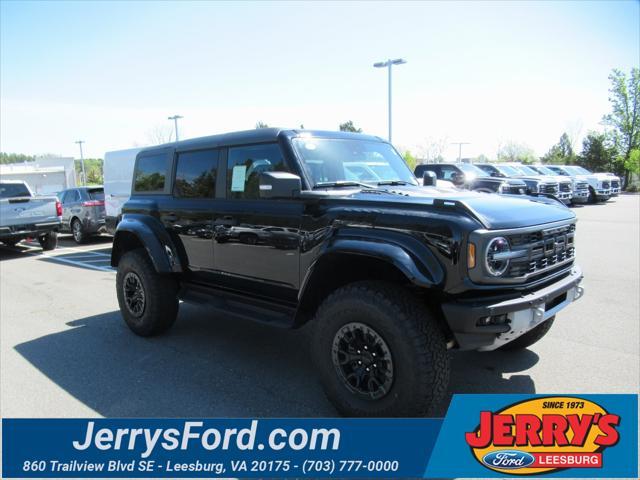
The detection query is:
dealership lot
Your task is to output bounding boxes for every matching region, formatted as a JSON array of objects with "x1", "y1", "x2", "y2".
[{"x1": 1, "y1": 195, "x2": 638, "y2": 418}]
